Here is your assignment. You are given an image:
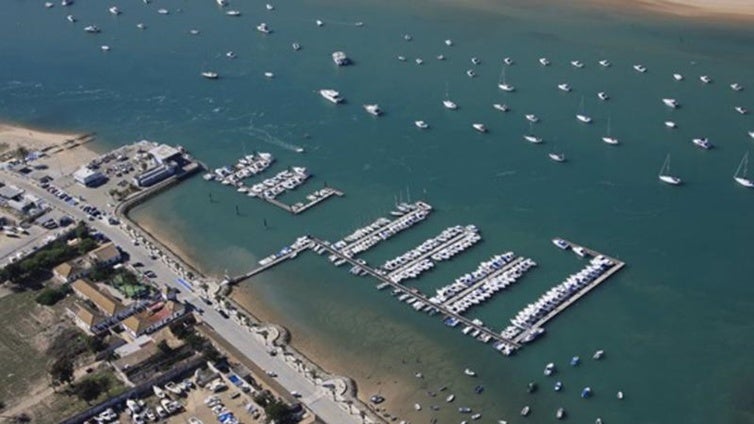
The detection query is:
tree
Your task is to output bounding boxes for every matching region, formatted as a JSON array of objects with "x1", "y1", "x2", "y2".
[
  {"x1": 157, "y1": 340, "x2": 172, "y2": 355},
  {"x1": 49, "y1": 357, "x2": 74, "y2": 388},
  {"x1": 35, "y1": 287, "x2": 67, "y2": 306},
  {"x1": 86, "y1": 335, "x2": 107, "y2": 353},
  {"x1": 73, "y1": 377, "x2": 104, "y2": 404}
]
